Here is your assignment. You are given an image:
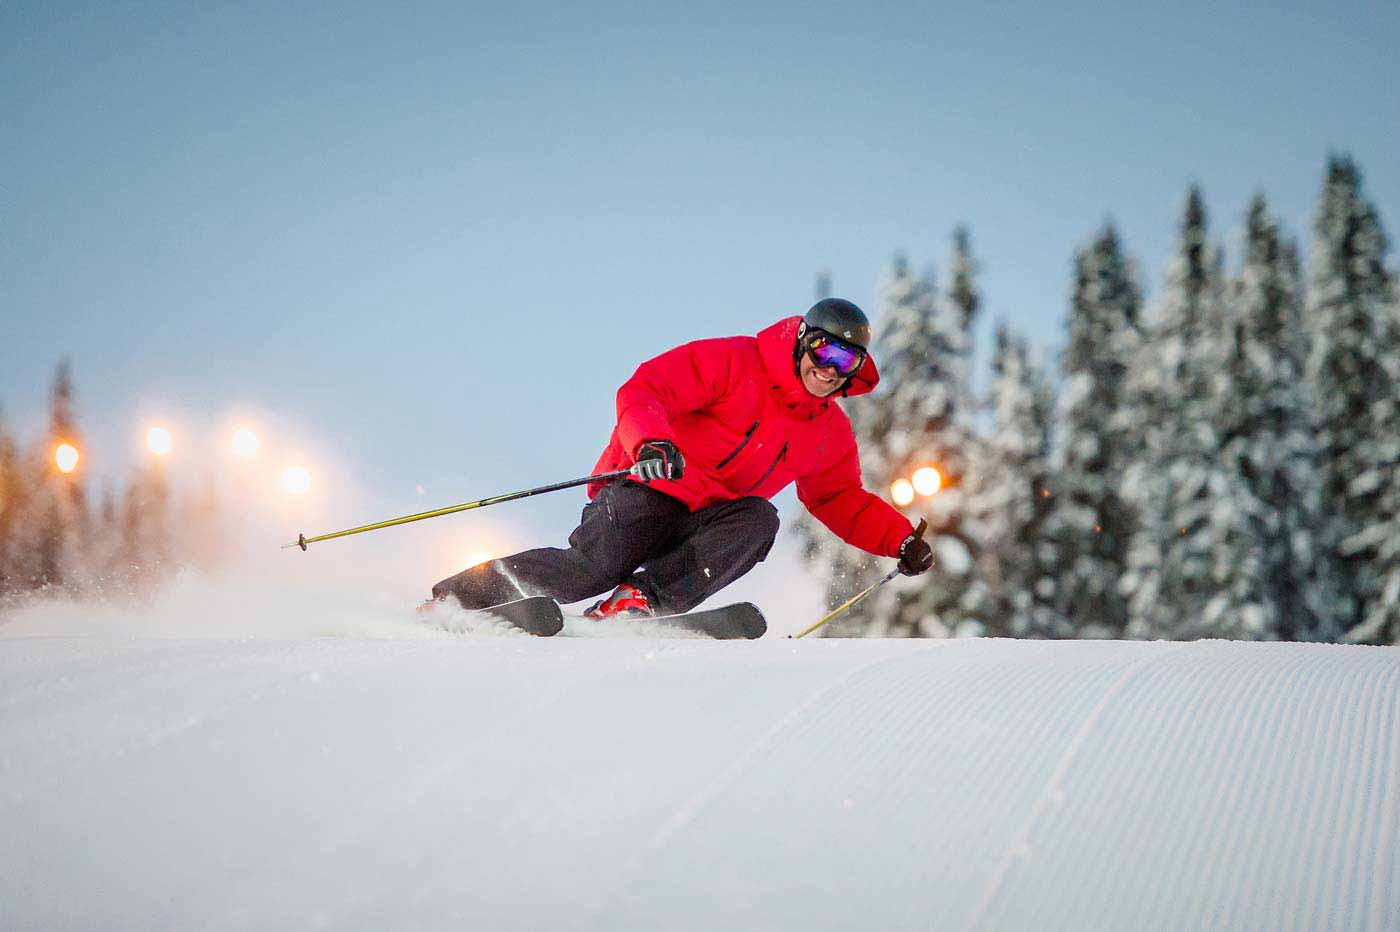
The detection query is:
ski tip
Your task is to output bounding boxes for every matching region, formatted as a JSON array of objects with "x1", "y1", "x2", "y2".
[
  {"x1": 423, "y1": 595, "x2": 563, "y2": 637},
  {"x1": 734, "y1": 603, "x2": 767, "y2": 639},
  {"x1": 488, "y1": 595, "x2": 564, "y2": 637}
]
